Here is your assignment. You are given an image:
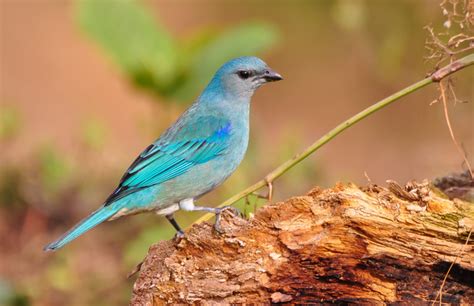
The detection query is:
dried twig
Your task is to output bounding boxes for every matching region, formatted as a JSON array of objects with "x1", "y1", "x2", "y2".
[
  {"x1": 439, "y1": 80, "x2": 473, "y2": 177},
  {"x1": 425, "y1": 1, "x2": 473, "y2": 179},
  {"x1": 432, "y1": 229, "x2": 473, "y2": 306}
]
